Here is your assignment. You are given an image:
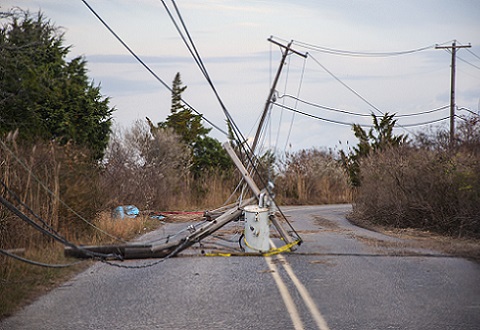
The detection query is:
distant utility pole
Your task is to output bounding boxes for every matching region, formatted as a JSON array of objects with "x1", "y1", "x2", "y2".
[
  {"x1": 435, "y1": 40, "x2": 471, "y2": 145},
  {"x1": 251, "y1": 38, "x2": 307, "y2": 154}
]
